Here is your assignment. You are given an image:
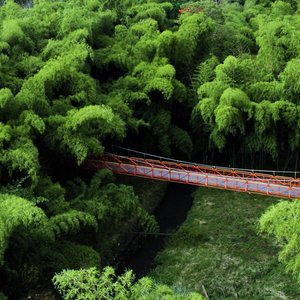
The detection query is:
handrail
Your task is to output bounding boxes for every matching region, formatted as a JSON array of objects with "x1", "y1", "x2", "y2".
[
  {"x1": 111, "y1": 146, "x2": 299, "y2": 176},
  {"x1": 86, "y1": 153, "x2": 300, "y2": 200}
]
